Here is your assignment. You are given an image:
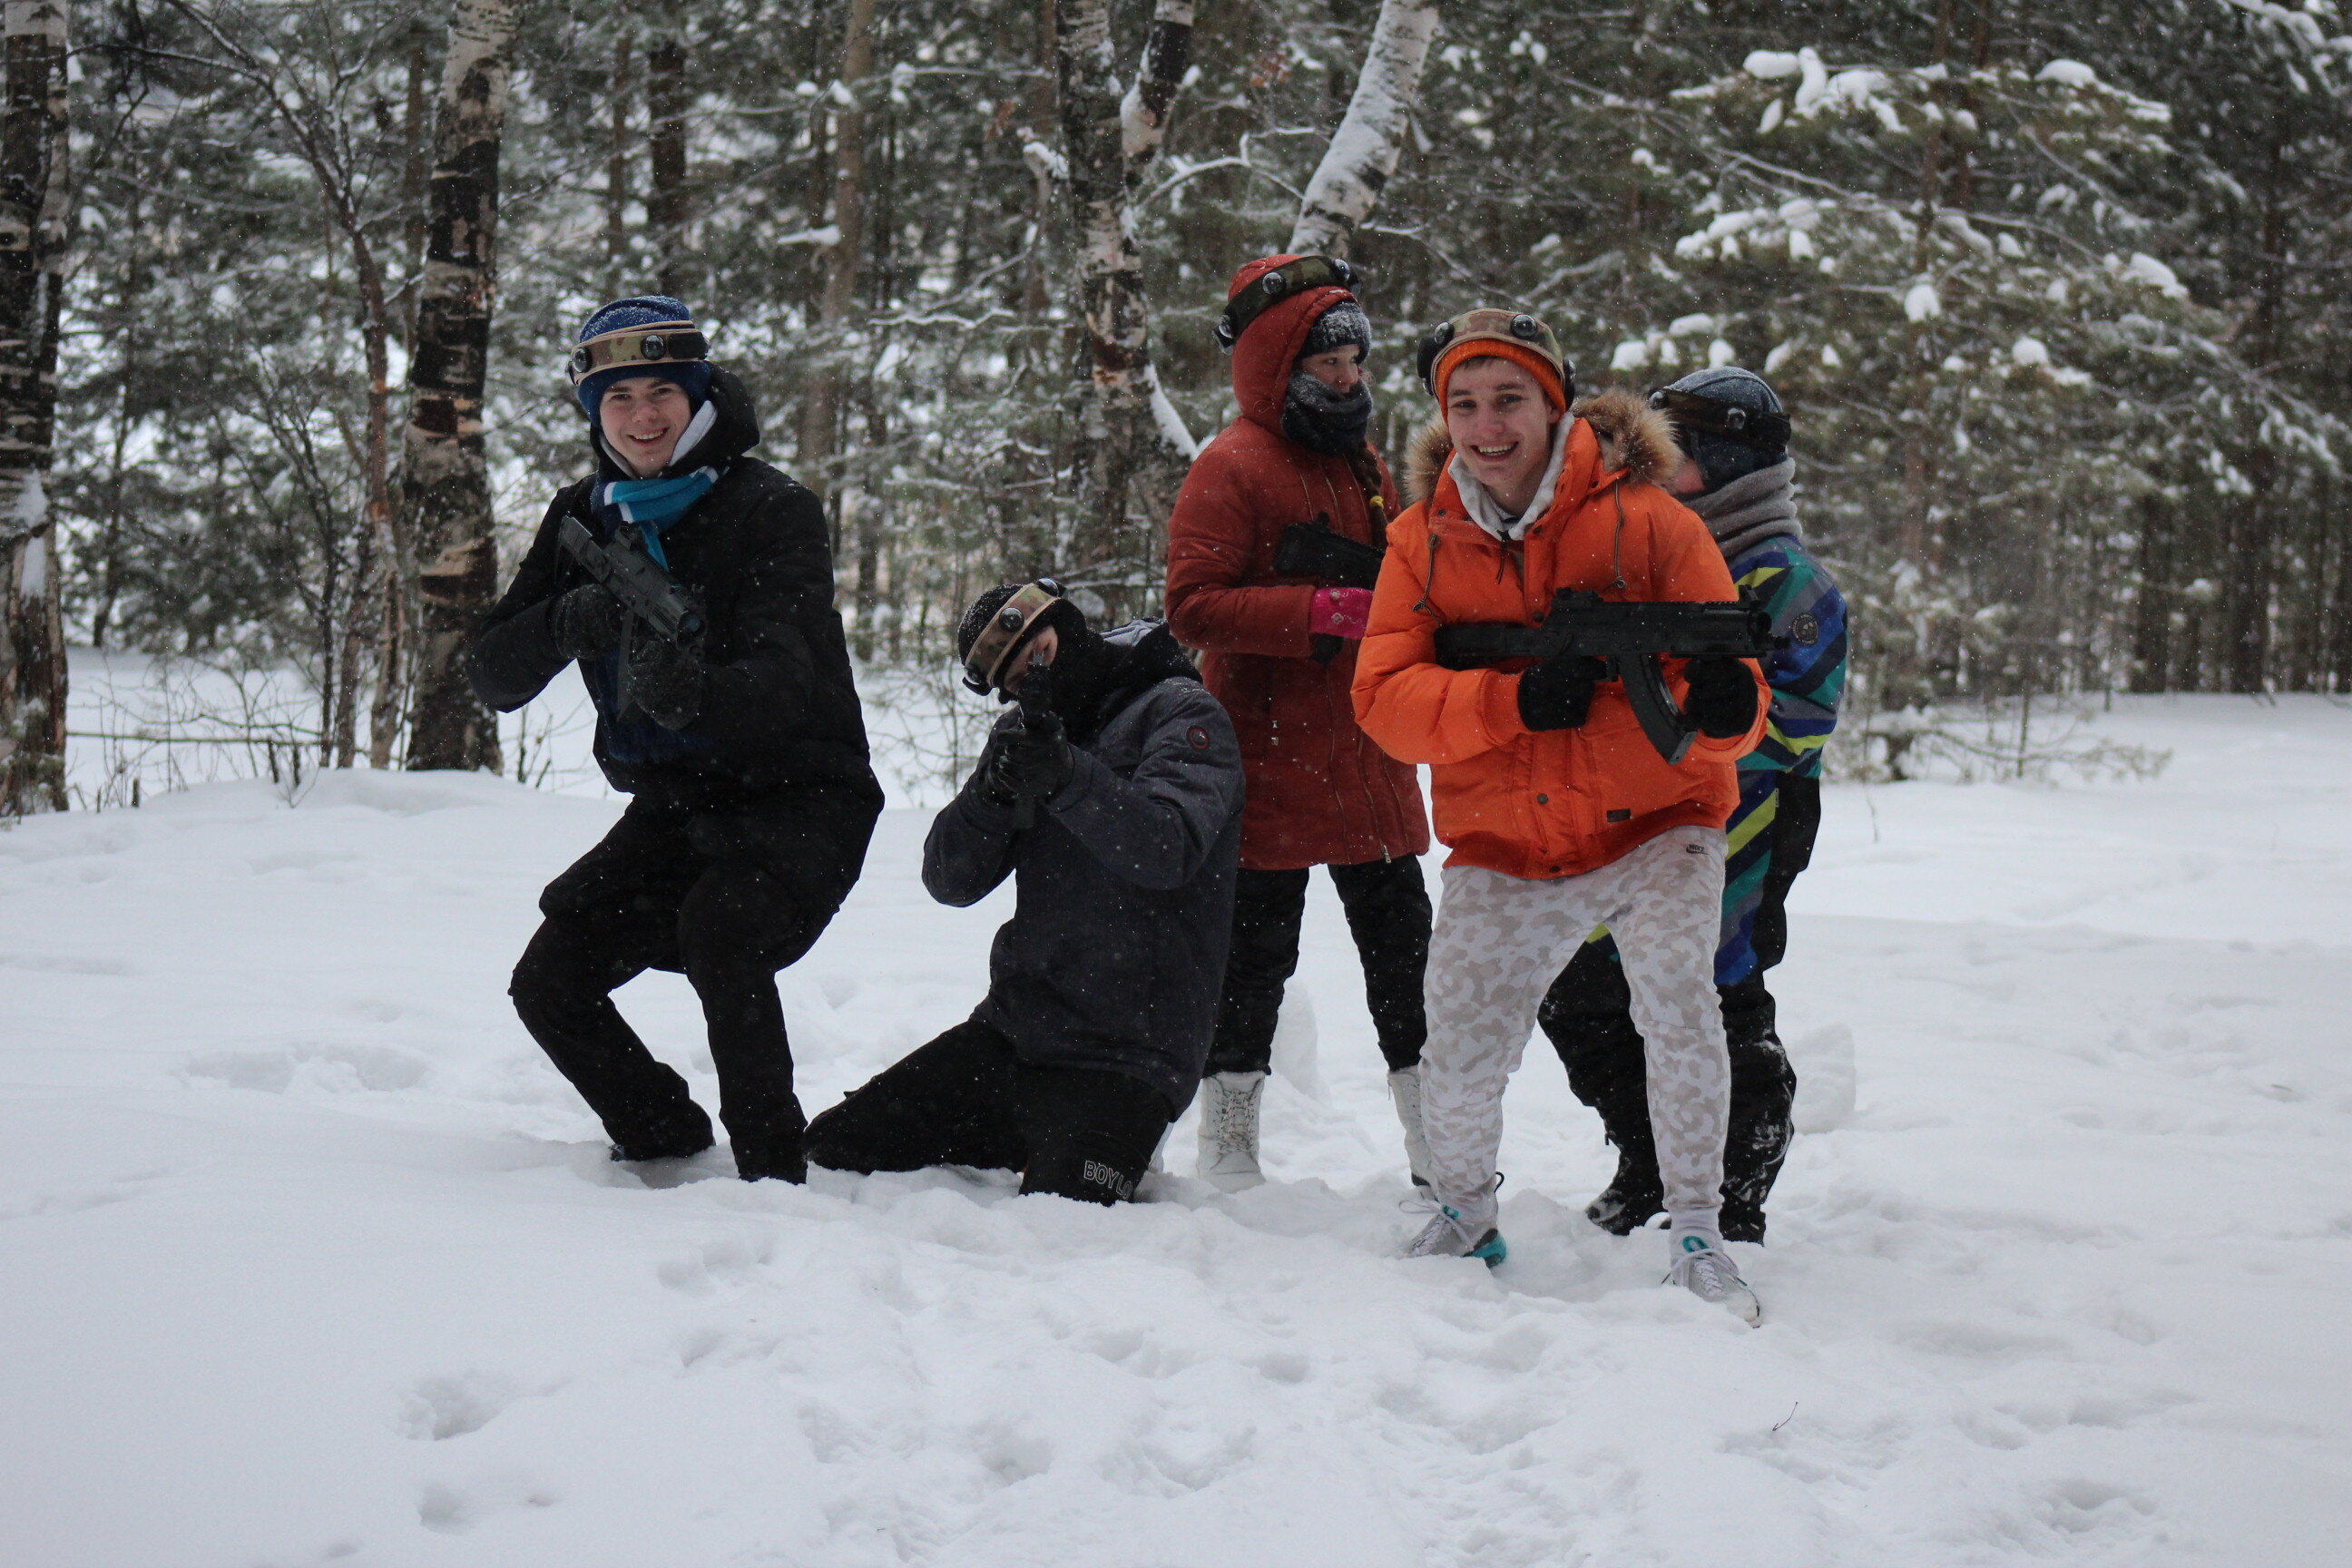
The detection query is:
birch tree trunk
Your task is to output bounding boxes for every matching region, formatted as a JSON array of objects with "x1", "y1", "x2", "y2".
[
  {"x1": 0, "y1": 0, "x2": 68, "y2": 817},
  {"x1": 1054, "y1": 0, "x2": 1193, "y2": 618},
  {"x1": 402, "y1": 0, "x2": 516, "y2": 772},
  {"x1": 1286, "y1": 0, "x2": 1442, "y2": 259}
]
